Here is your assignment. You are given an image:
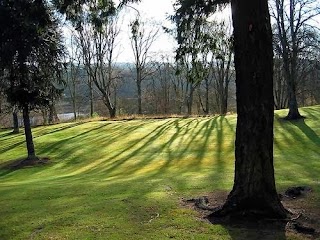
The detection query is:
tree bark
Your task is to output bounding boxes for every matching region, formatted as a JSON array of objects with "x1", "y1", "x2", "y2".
[
  {"x1": 12, "y1": 110, "x2": 19, "y2": 134},
  {"x1": 49, "y1": 103, "x2": 59, "y2": 124},
  {"x1": 102, "y1": 94, "x2": 116, "y2": 119},
  {"x1": 109, "y1": 107, "x2": 116, "y2": 119},
  {"x1": 73, "y1": 99, "x2": 77, "y2": 121},
  {"x1": 187, "y1": 90, "x2": 194, "y2": 115},
  {"x1": 22, "y1": 105, "x2": 37, "y2": 161},
  {"x1": 205, "y1": 79, "x2": 209, "y2": 114},
  {"x1": 286, "y1": 86, "x2": 302, "y2": 120},
  {"x1": 137, "y1": 68, "x2": 142, "y2": 115},
  {"x1": 89, "y1": 78, "x2": 94, "y2": 117},
  {"x1": 211, "y1": 0, "x2": 287, "y2": 219}
]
